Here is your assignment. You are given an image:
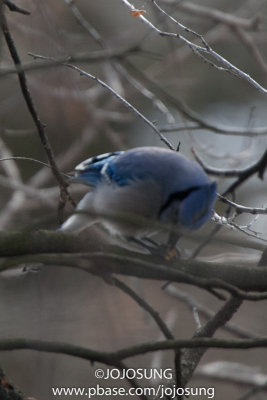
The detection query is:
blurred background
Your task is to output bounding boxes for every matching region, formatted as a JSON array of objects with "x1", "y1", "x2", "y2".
[{"x1": 1, "y1": 0, "x2": 267, "y2": 398}]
